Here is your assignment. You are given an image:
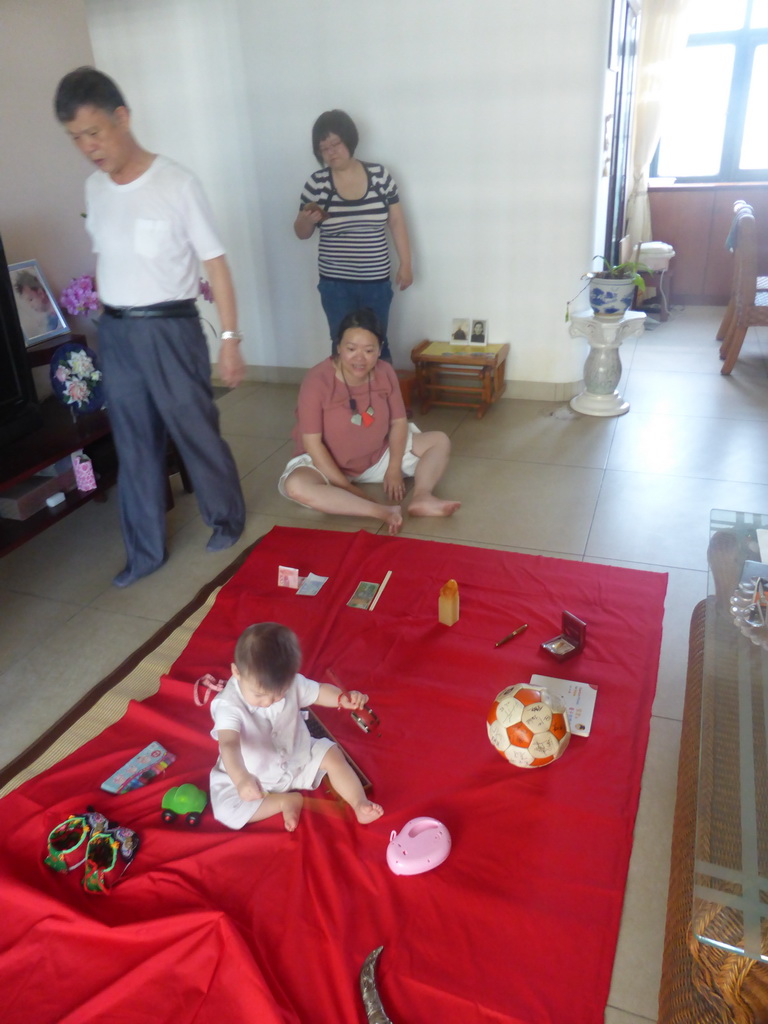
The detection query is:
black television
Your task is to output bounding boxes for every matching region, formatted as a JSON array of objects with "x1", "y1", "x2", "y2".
[{"x1": 0, "y1": 231, "x2": 41, "y2": 448}]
